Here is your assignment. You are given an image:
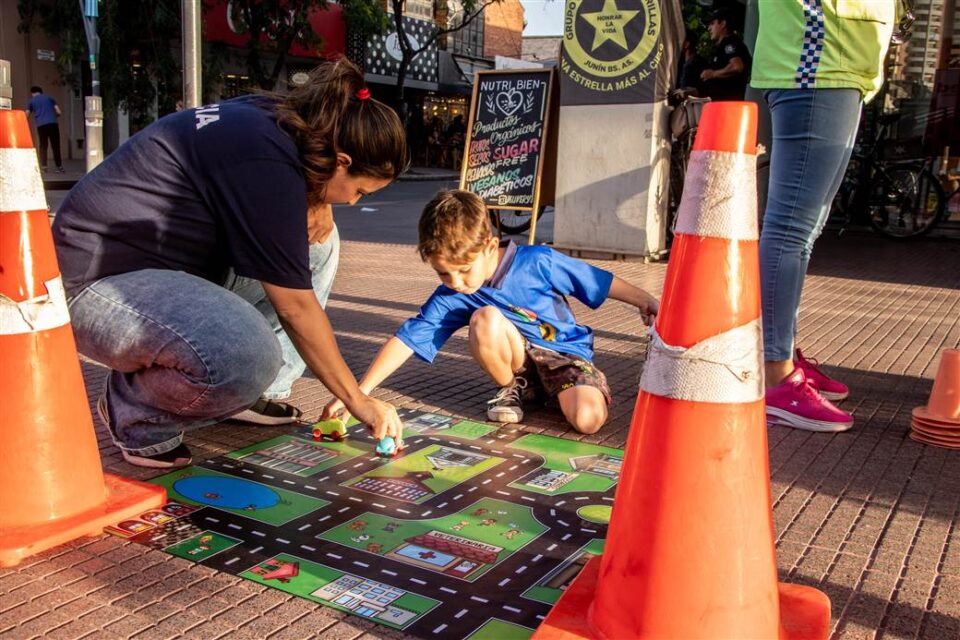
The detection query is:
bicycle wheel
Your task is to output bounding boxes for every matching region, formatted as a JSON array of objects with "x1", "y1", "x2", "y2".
[
  {"x1": 867, "y1": 165, "x2": 945, "y2": 239},
  {"x1": 490, "y1": 209, "x2": 533, "y2": 234}
]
